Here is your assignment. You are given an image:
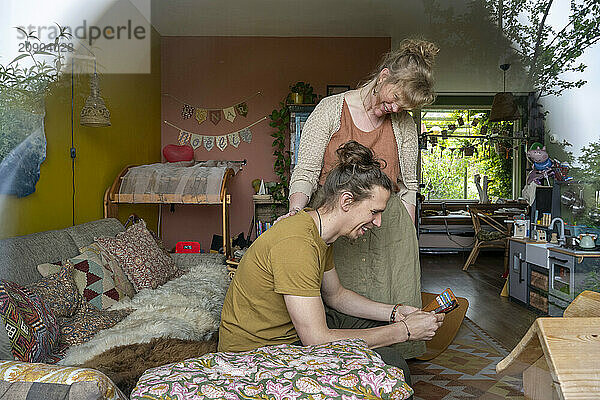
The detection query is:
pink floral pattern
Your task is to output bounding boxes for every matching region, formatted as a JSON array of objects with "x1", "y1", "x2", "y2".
[
  {"x1": 96, "y1": 221, "x2": 182, "y2": 291},
  {"x1": 132, "y1": 339, "x2": 413, "y2": 400}
]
